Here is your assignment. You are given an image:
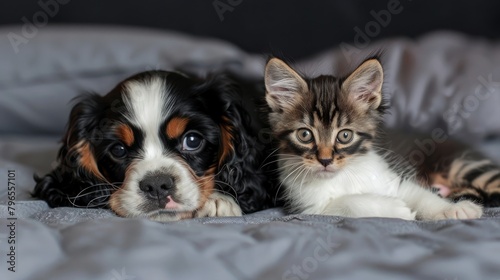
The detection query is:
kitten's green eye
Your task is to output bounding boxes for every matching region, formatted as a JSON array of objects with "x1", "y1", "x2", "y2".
[
  {"x1": 337, "y1": 129, "x2": 353, "y2": 144},
  {"x1": 297, "y1": 128, "x2": 314, "y2": 144}
]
